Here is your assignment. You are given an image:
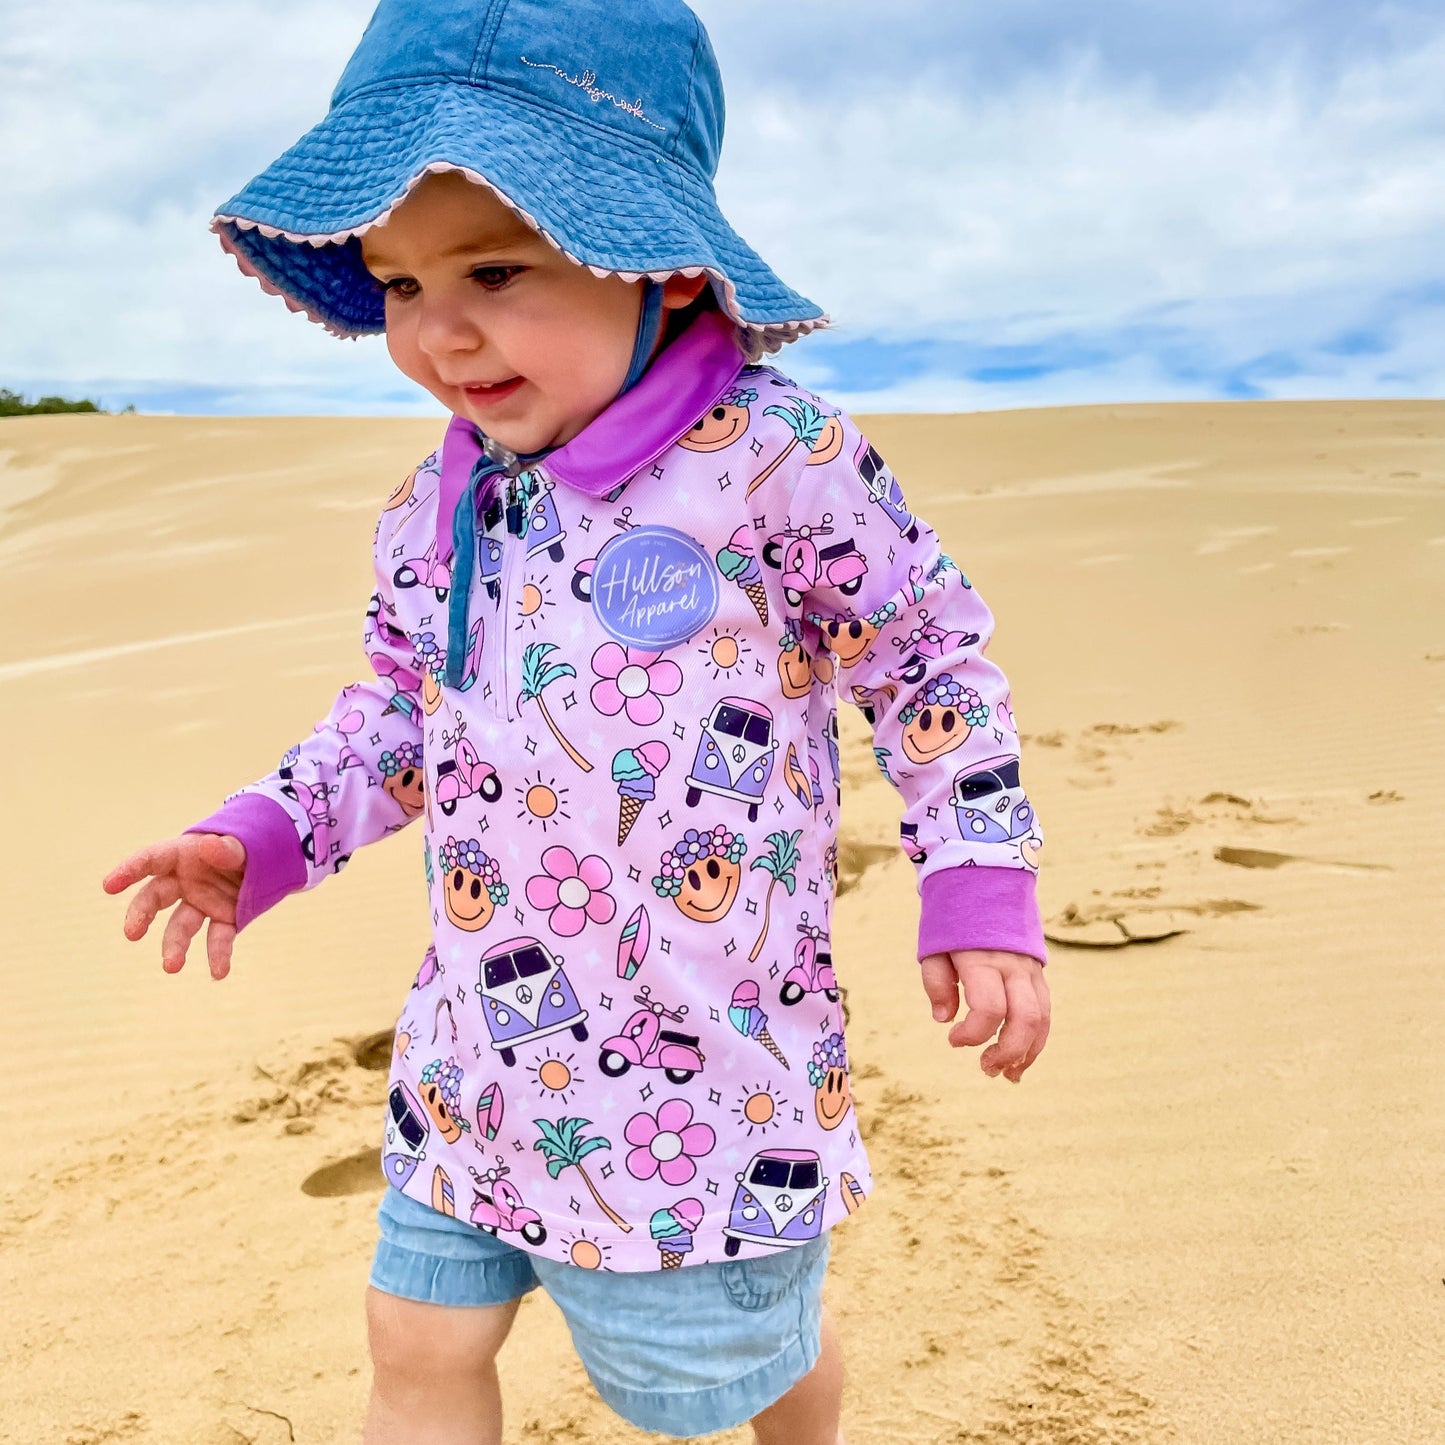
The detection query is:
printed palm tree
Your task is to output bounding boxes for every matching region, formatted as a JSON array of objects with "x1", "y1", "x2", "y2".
[
  {"x1": 519, "y1": 641, "x2": 593, "y2": 772},
  {"x1": 746, "y1": 398, "x2": 830, "y2": 497},
  {"x1": 748, "y1": 828, "x2": 803, "y2": 961},
  {"x1": 534, "y1": 1117, "x2": 632, "y2": 1232}
]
